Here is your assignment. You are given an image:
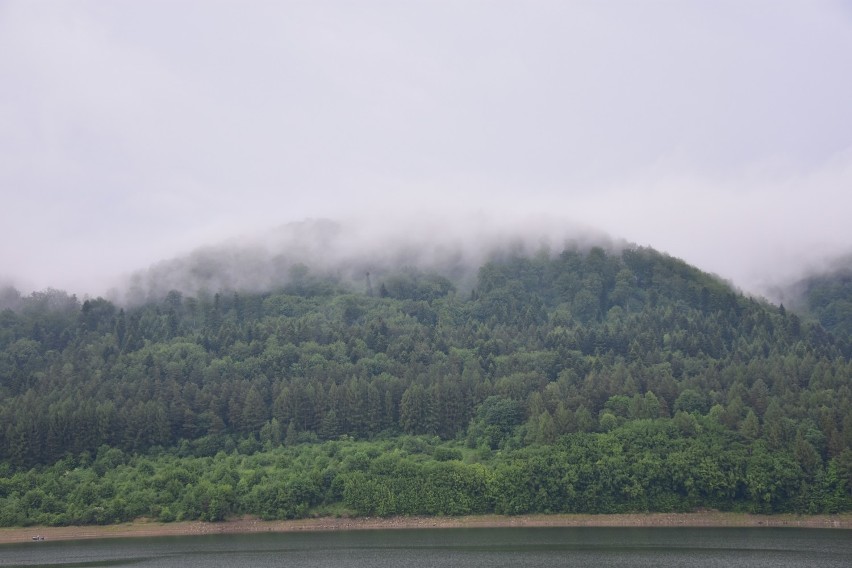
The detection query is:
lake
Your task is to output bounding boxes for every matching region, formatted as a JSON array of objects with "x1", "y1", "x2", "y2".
[{"x1": 1, "y1": 527, "x2": 850, "y2": 567}]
